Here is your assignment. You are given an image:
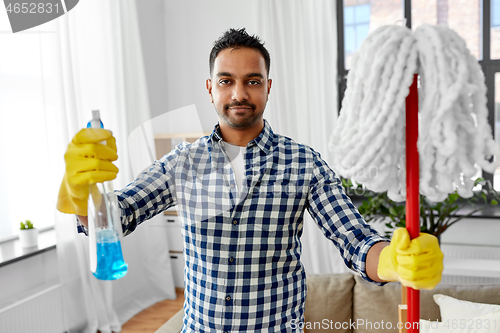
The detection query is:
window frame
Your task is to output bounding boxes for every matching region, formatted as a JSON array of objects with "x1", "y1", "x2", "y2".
[{"x1": 337, "y1": 0, "x2": 497, "y2": 185}]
